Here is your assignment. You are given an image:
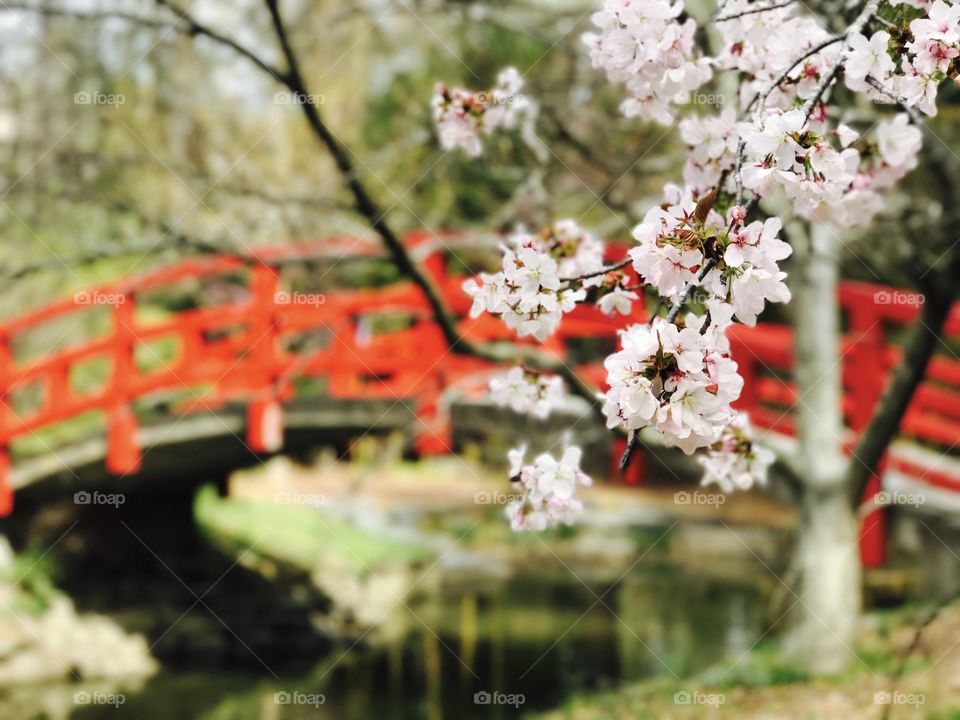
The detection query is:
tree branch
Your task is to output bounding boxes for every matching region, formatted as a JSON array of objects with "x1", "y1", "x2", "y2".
[
  {"x1": 1, "y1": 1, "x2": 288, "y2": 82},
  {"x1": 715, "y1": 0, "x2": 798, "y2": 22},
  {"x1": 846, "y1": 78, "x2": 960, "y2": 507},
  {"x1": 847, "y1": 290, "x2": 955, "y2": 505}
]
